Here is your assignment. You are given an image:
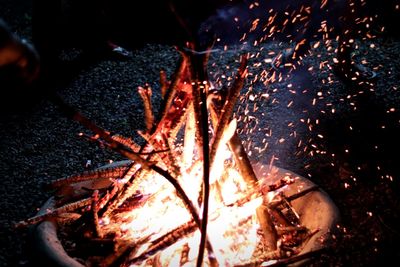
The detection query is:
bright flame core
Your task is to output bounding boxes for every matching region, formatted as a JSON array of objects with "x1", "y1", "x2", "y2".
[{"x1": 101, "y1": 143, "x2": 265, "y2": 266}]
